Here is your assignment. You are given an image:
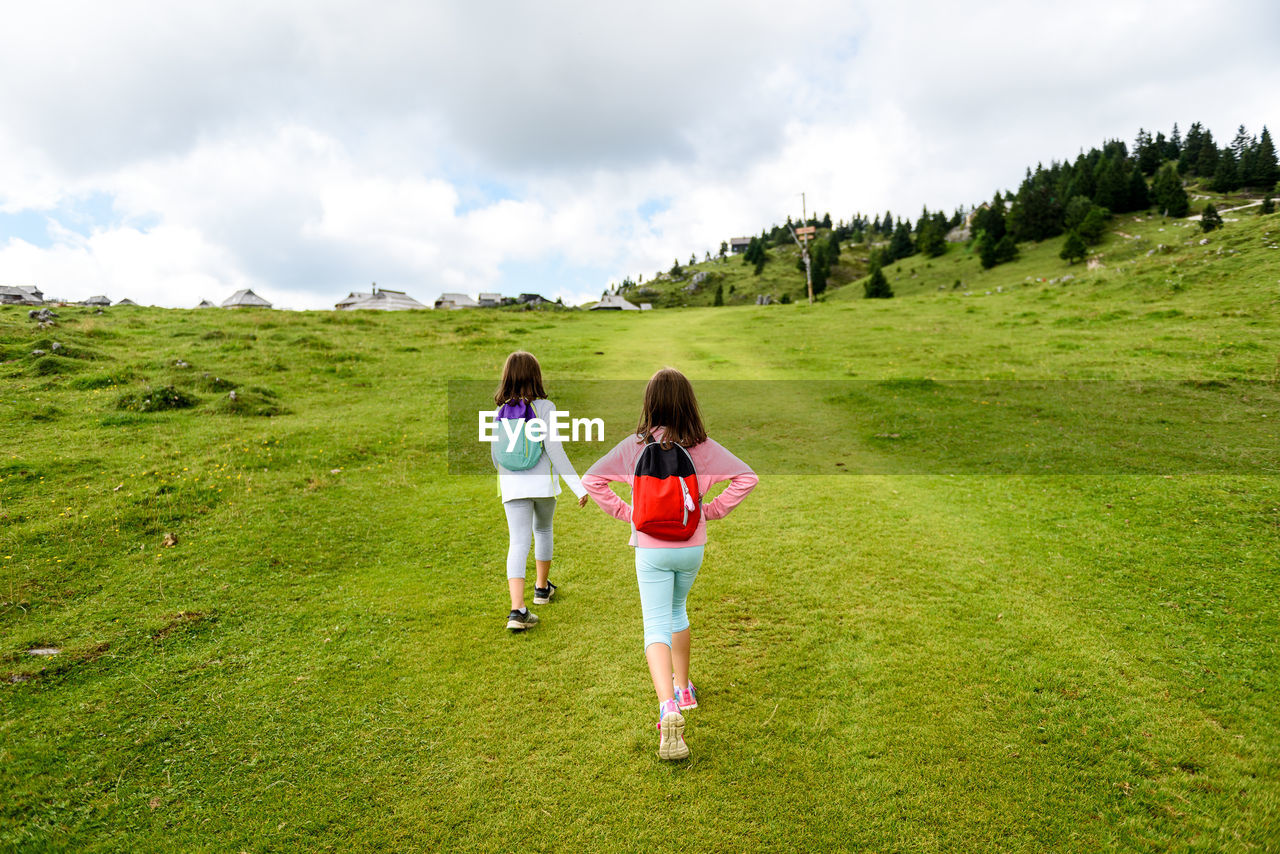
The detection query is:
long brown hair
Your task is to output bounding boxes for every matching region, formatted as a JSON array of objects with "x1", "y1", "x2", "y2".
[
  {"x1": 494, "y1": 351, "x2": 548, "y2": 406},
  {"x1": 634, "y1": 367, "x2": 707, "y2": 448}
]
